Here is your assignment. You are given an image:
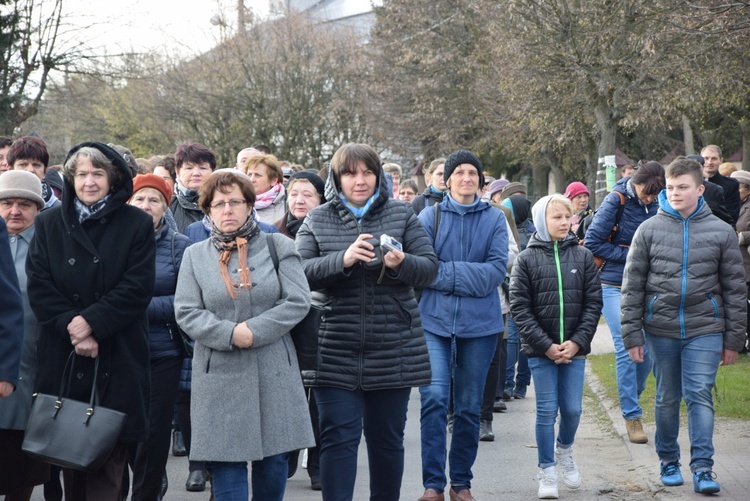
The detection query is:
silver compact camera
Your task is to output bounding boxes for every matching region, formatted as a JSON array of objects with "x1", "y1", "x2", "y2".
[{"x1": 380, "y1": 234, "x2": 403, "y2": 253}]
